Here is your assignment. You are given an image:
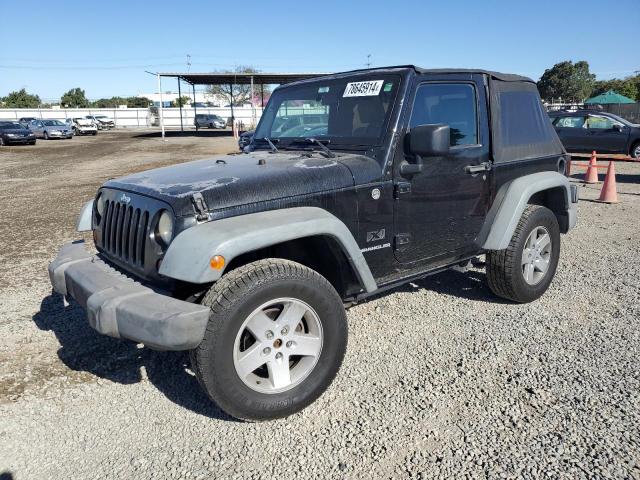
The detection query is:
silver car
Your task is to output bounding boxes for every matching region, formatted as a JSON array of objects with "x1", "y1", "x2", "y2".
[
  {"x1": 29, "y1": 119, "x2": 73, "y2": 139},
  {"x1": 195, "y1": 114, "x2": 226, "y2": 130}
]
